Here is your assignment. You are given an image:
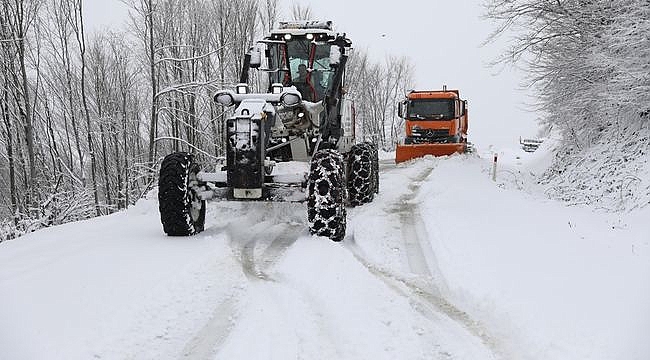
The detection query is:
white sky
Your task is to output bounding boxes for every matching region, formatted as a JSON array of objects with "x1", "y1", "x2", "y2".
[
  {"x1": 84, "y1": 0, "x2": 540, "y2": 150},
  {"x1": 83, "y1": 0, "x2": 129, "y2": 31}
]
